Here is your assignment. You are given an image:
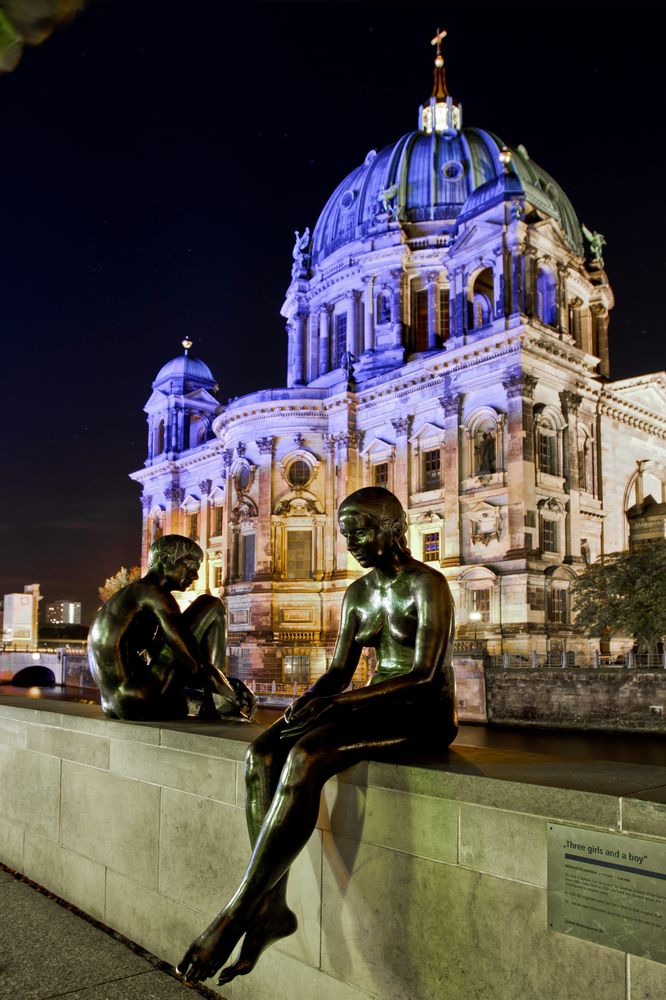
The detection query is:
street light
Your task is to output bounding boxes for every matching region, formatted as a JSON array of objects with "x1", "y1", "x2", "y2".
[{"x1": 469, "y1": 610, "x2": 482, "y2": 642}]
